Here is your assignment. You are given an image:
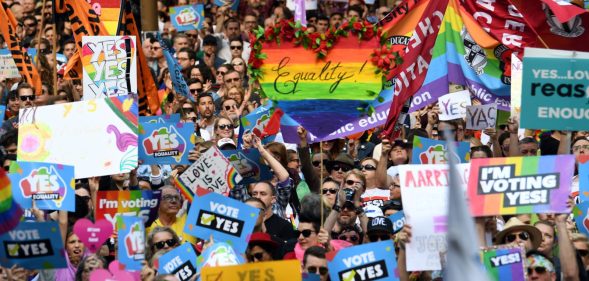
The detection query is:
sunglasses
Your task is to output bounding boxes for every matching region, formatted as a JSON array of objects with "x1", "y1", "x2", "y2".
[
  {"x1": 338, "y1": 234, "x2": 359, "y2": 242},
  {"x1": 527, "y1": 267, "x2": 547, "y2": 275},
  {"x1": 224, "y1": 105, "x2": 237, "y2": 111},
  {"x1": 162, "y1": 194, "x2": 181, "y2": 202},
  {"x1": 232, "y1": 62, "x2": 244, "y2": 66},
  {"x1": 20, "y1": 95, "x2": 35, "y2": 101},
  {"x1": 154, "y1": 238, "x2": 177, "y2": 250},
  {"x1": 573, "y1": 145, "x2": 589, "y2": 152},
  {"x1": 505, "y1": 232, "x2": 530, "y2": 243},
  {"x1": 322, "y1": 188, "x2": 337, "y2": 195},
  {"x1": 217, "y1": 71, "x2": 226, "y2": 76},
  {"x1": 345, "y1": 180, "x2": 362, "y2": 186},
  {"x1": 312, "y1": 160, "x2": 328, "y2": 167},
  {"x1": 217, "y1": 124, "x2": 234, "y2": 130},
  {"x1": 150, "y1": 46, "x2": 161, "y2": 51},
  {"x1": 230, "y1": 45, "x2": 243, "y2": 50},
  {"x1": 248, "y1": 252, "x2": 264, "y2": 261},
  {"x1": 225, "y1": 78, "x2": 240, "y2": 83},
  {"x1": 185, "y1": 33, "x2": 198, "y2": 38},
  {"x1": 296, "y1": 229, "x2": 315, "y2": 238},
  {"x1": 578, "y1": 249, "x2": 589, "y2": 257},
  {"x1": 25, "y1": 22, "x2": 36, "y2": 28},
  {"x1": 189, "y1": 88, "x2": 202, "y2": 94},
  {"x1": 182, "y1": 107, "x2": 194, "y2": 112},
  {"x1": 368, "y1": 234, "x2": 390, "y2": 242},
  {"x1": 332, "y1": 164, "x2": 351, "y2": 172},
  {"x1": 360, "y1": 165, "x2": 376, "y2": 171},
  {"x1": 306, "y1": 266, "x2": 328, "y2": 275}
]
